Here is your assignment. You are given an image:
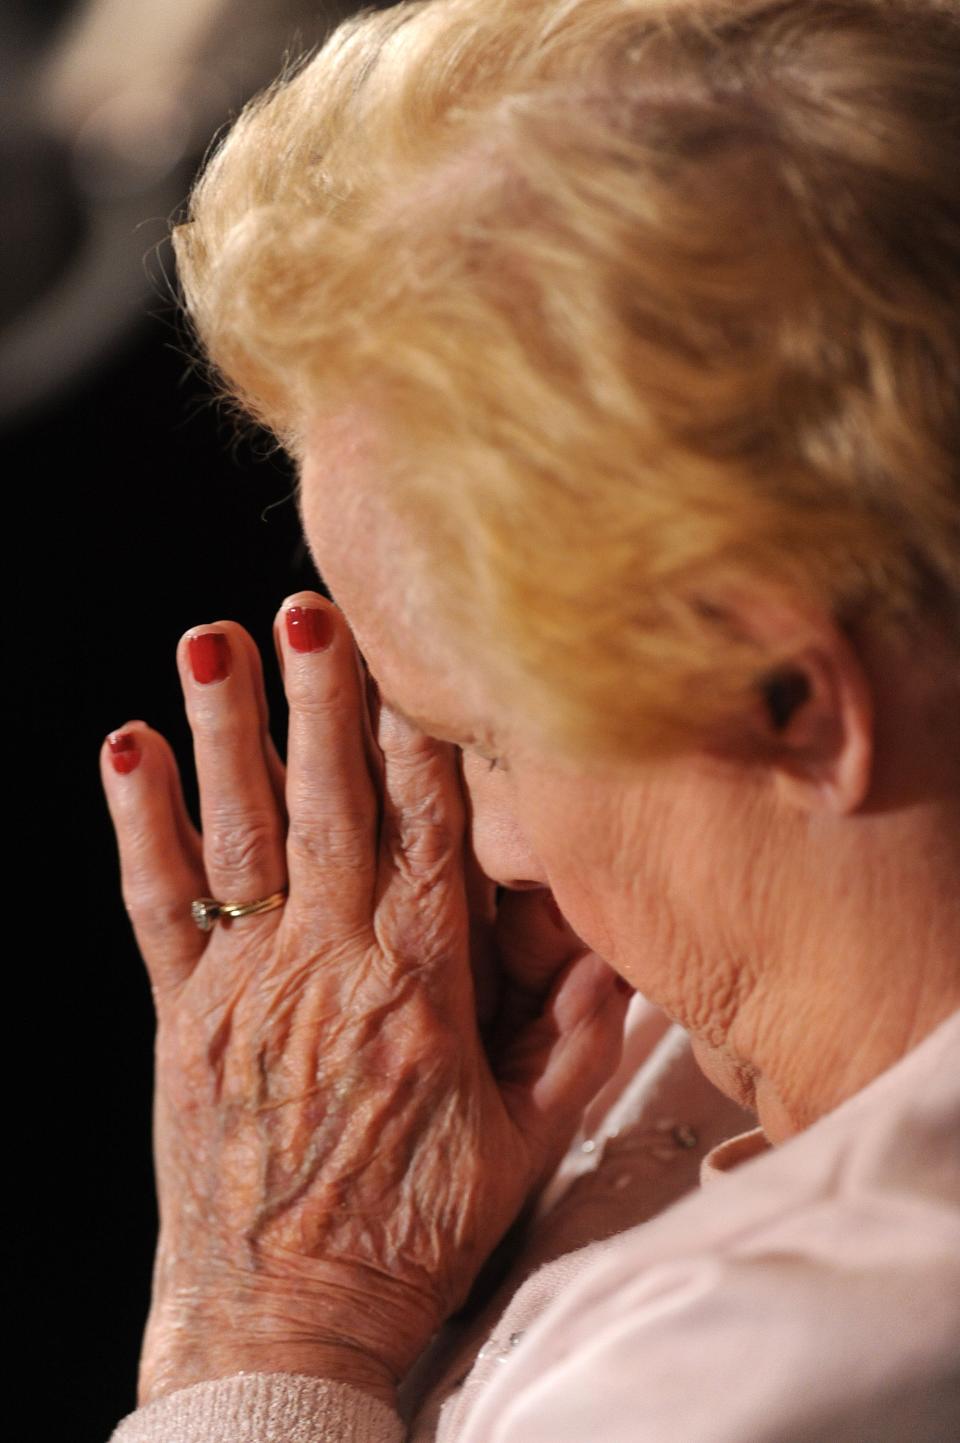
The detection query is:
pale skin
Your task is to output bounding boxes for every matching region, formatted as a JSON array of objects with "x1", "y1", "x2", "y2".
[{"x1": 102, "y1": 416, "x2": 960, "y2": 1410}]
